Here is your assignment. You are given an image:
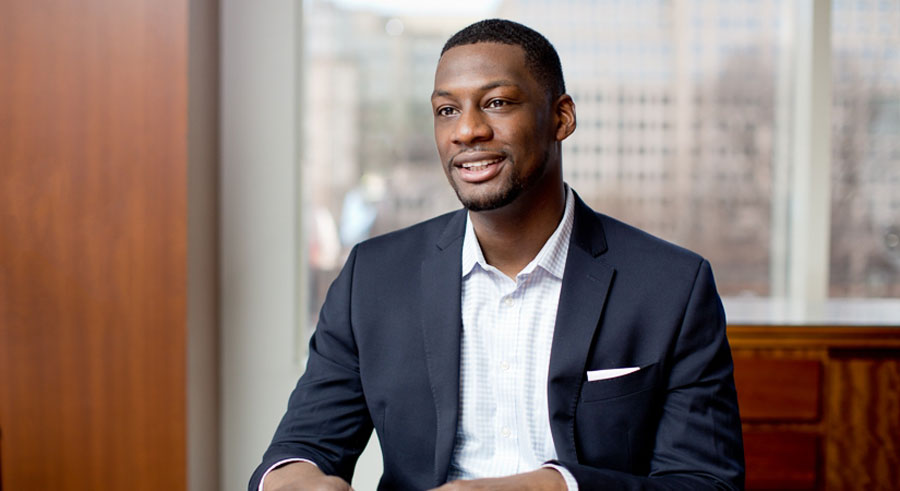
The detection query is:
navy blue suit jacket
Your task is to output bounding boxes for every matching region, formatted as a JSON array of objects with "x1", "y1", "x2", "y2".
[{"x1": 250, "y1": 194, "x2": 744, "y2": 490}]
